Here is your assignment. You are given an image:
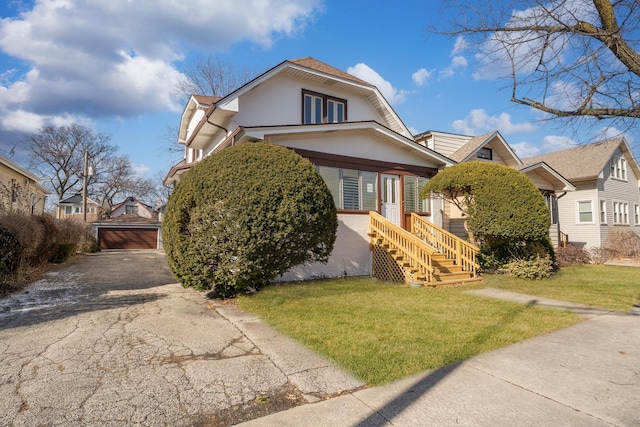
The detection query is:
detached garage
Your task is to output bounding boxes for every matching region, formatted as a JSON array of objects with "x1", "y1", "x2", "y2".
[{"x1": 93, "y1": 215, "x2": 162, "y2": 250}]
